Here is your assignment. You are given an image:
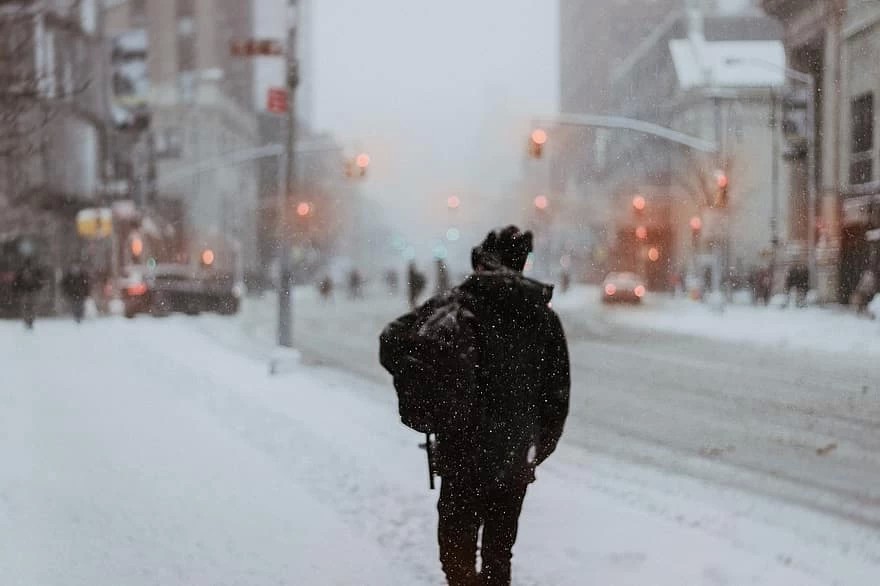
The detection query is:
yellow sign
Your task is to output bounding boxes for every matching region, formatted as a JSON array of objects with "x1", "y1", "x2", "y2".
[{"x1": 76, "y1": 208, "x2": 113, "y2": 239}]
